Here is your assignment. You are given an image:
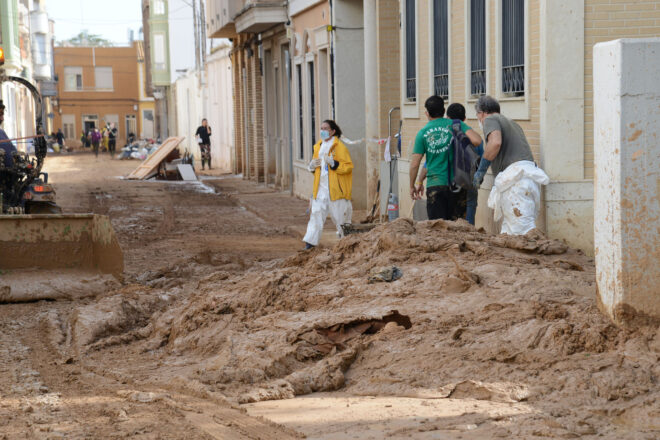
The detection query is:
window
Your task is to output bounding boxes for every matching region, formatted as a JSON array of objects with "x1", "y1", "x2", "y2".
[
  {"x1": 308, "y1": 61, "x2": 316, "y2": 147},
  {"x1": 64, "y1": 66, "x2": 83, "y2": 91},
  {"x1": 297, "y1": 64, "x2": 304, "y2": 160},
  {"x1": 94, "y1": 67, "x2": 113, "y2": 91},
  {"x1": 433, "y1": 0, "x2": 449, "y2": 99},
  {"x1": 154, "y1": 33, "x2": 166, "y2": 71},
  {"x1": 471, "y1": 0, "x2": 486, "y2": 96},
  {"x1": 125, "y1": 115, "x2": 137, "y2": 138},
  {"x1": 153, "y1": 0, "x2": 165, "y2": 15},
  {"x1": 502, "y1": 0, "x2": 524, "y2": 95},
  {"x1": 62, "y1": 114, "x2": 75, "y2": 139},
  {"x1": 405, "y1": 0, "x2": 416, "y2": 101},
  {"x1": 33, "y1": 34, "x2": 47, "y2": 65}
]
